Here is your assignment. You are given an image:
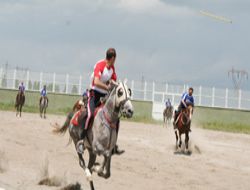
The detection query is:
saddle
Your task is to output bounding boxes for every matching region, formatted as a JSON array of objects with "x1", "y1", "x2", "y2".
[{"x1": 71, "y1": 104, "x2": 104, "y2": 127}]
